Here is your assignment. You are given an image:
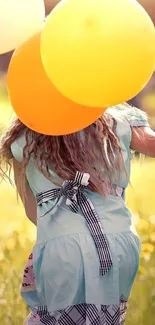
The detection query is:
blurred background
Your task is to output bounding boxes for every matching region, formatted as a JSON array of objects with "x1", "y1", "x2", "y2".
[{"x1": 0, "y1": 1, "x2": 155, "y2": 324}]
